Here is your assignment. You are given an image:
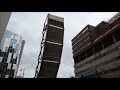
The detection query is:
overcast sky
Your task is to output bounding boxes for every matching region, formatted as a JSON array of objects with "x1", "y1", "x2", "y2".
[{"x1": 6, "y1": 12, "x2": 117, "y2": 78}]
